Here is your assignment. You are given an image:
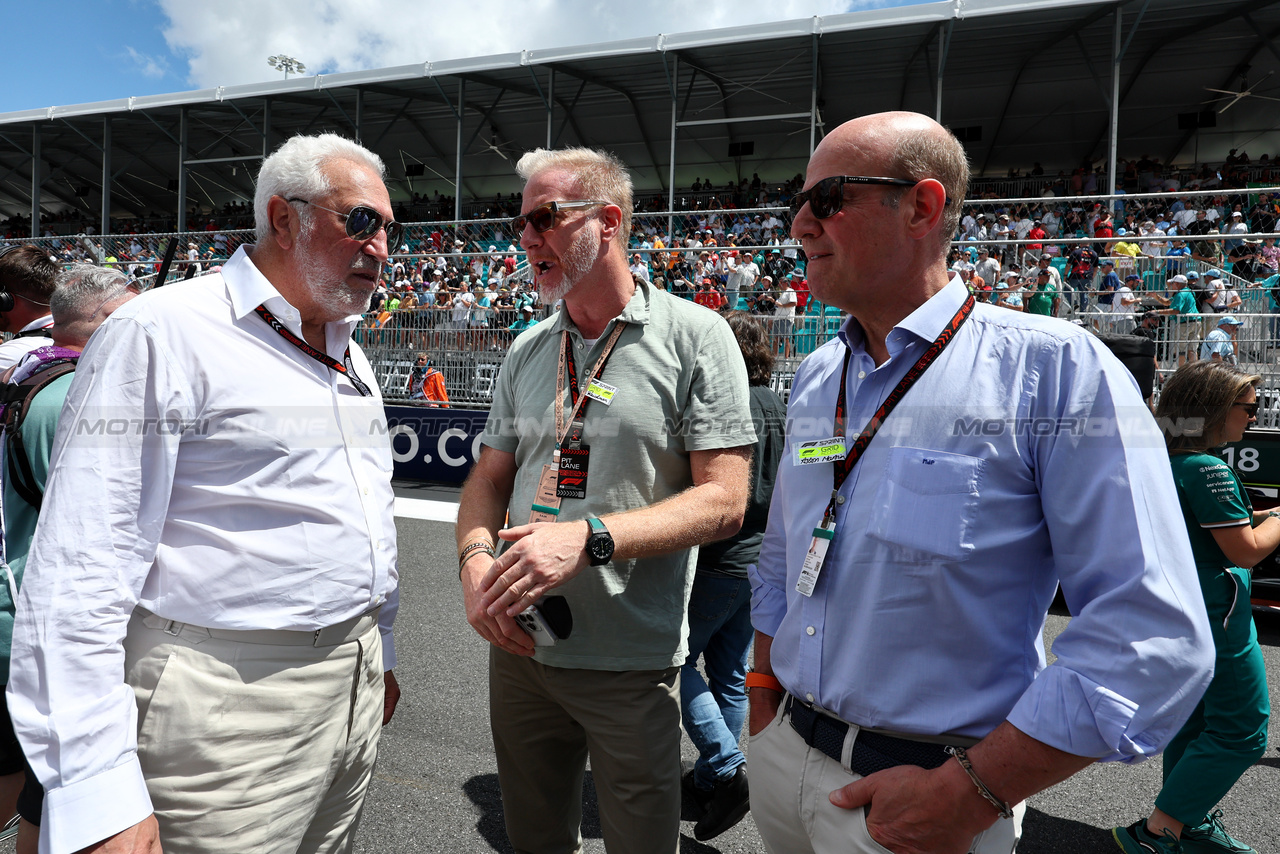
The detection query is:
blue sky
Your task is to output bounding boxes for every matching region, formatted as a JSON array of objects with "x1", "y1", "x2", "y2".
[{"x1": 2, "y1": 0, "x2": 923, "y2": 115}]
